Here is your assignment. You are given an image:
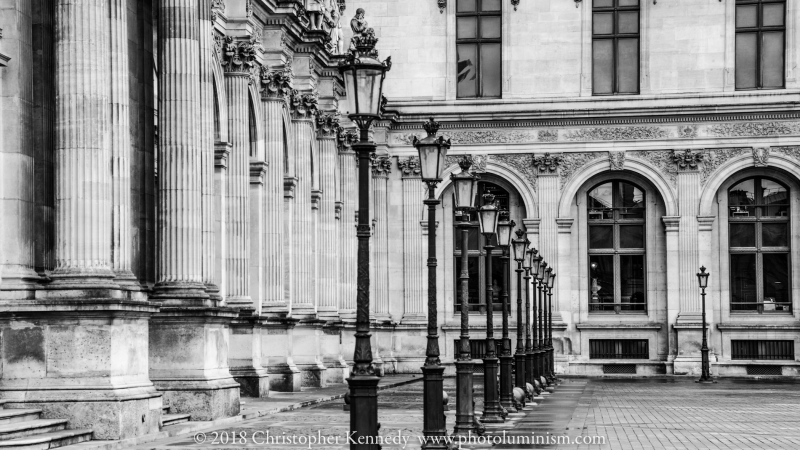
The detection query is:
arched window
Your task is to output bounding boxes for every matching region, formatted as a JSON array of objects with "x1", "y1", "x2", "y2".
[
  {"x1": 587, "y1": 180, "x2": 646, "y2": 313},
  {"x1": 453, "y1": 182, "x2": 509, "y2": 312},
  {"x1": 728, "y1": 176, "x2": 791, "y2": 313}
]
